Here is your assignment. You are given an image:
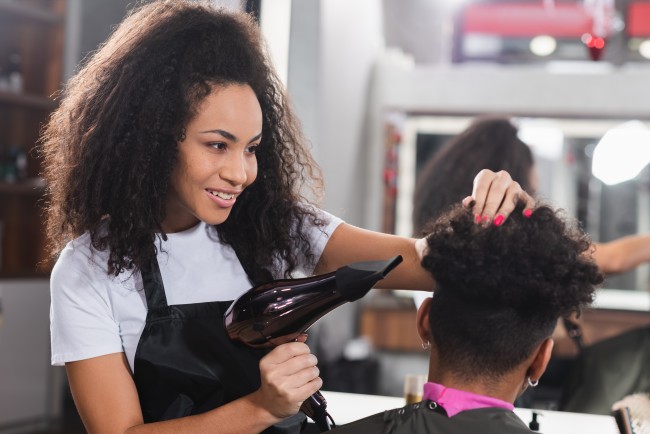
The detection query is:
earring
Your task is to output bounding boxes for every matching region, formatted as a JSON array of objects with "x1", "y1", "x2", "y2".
[
  {"x1": 421, "y1": 341, "x2": 431, "y2": 350},
  {"x1": 527, "y1": 377, "x2": 539, "y2": 388}
]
